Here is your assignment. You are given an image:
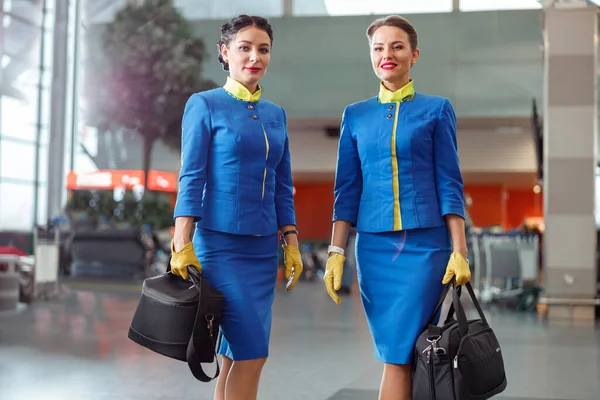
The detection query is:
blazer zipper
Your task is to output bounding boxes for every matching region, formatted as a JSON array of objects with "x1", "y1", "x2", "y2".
[{"x1": 261, "y1": 124, "x2": 270, "y2": 200}]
